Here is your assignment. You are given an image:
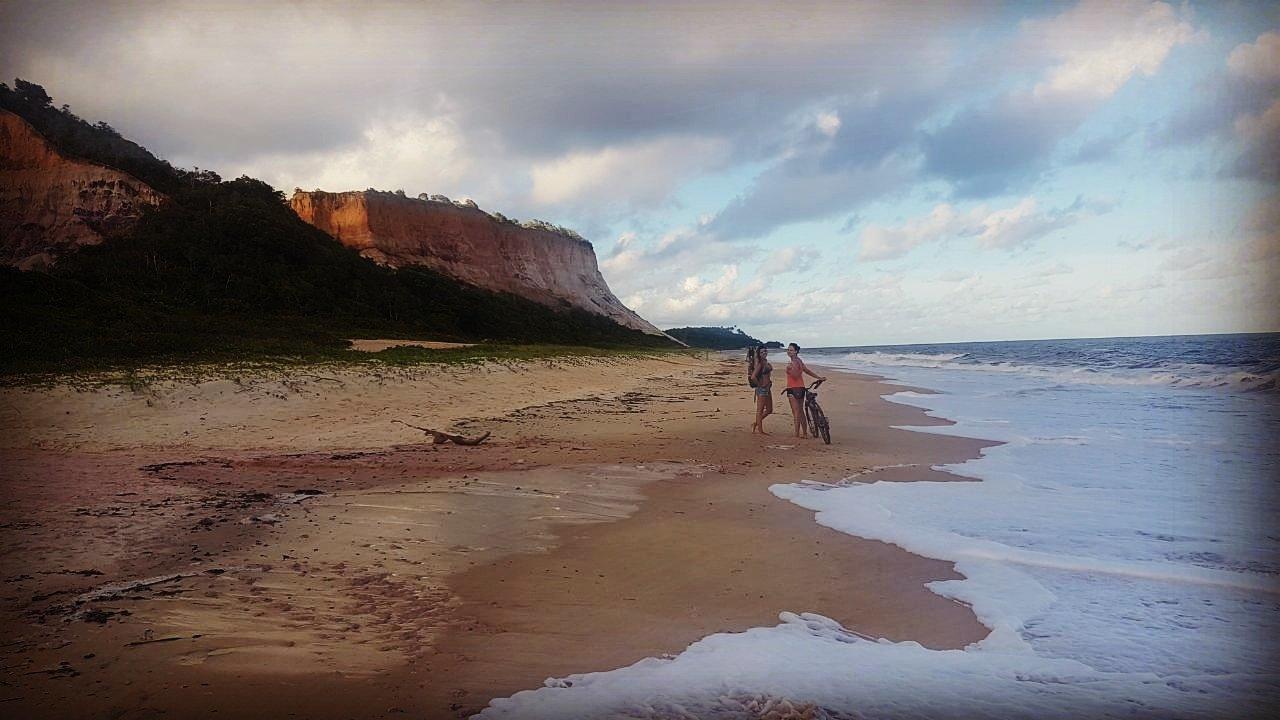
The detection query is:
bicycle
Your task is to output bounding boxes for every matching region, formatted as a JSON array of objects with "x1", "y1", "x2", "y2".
[
  {"x1": 806, "y1": 379, "x2": 832, "y2": 444},
  {"x1": 783, "y1": 379, "x2": 831, "y2": 444}
]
